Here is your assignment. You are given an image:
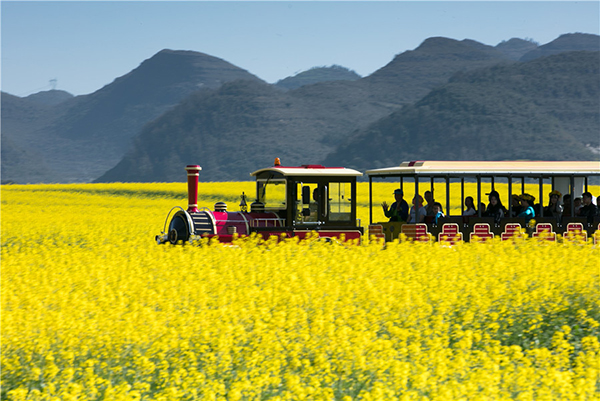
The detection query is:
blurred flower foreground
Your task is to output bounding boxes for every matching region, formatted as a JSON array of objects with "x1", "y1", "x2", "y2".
[{"x1": 2, "y1": 183, "x2": 599, "y2": 400}]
